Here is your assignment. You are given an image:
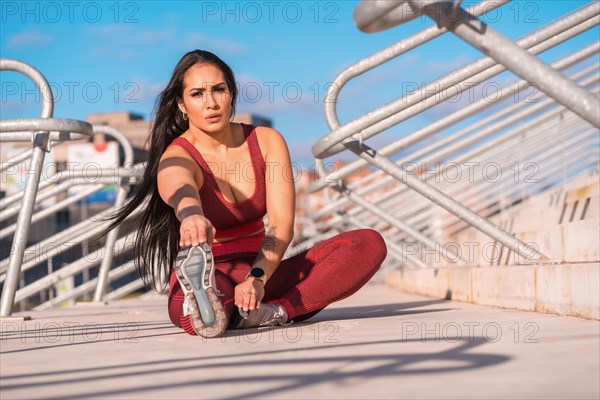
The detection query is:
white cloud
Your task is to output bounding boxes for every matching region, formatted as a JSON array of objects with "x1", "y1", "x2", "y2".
[
  {"x1": 86, "y1": 26, "x2": 176, "y2": 59},
  {"x1": 89, "y1": 47, "x2": 136, "y2": 61},
  {"x1": 0, "y1": 98, "x2": 38, "y2": 118},
  {"x1": 236, "y1": 79, "x2": 321, "y2": 117},
  {"x1": 181, "y1": 33, "x2": 244, "y2": 55},
  {"x1": 130, "y1": 77, "x2": 167, "y2": 103},
  {"x1": 85, "y1": 24, "x2": 130, "y2": 37},
  {"x1": 85, "y1": 25, "x2": 175, "y2": 43},
  {"x1": 422, "y1": 54, "x2": 471, "y2": 76},
  {"x1": 130, "y1": 28, "x2": 176, "y2": 44},
  {"x1": 7, "y1": 30, "x2": 52, "y2": 49}
]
